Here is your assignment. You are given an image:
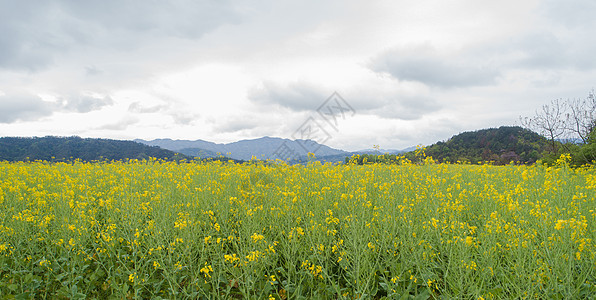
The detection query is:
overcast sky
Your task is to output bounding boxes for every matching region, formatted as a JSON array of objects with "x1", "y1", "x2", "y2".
[{"x1": 1, "y1": 0, "x2": 595, "y2": 151}]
